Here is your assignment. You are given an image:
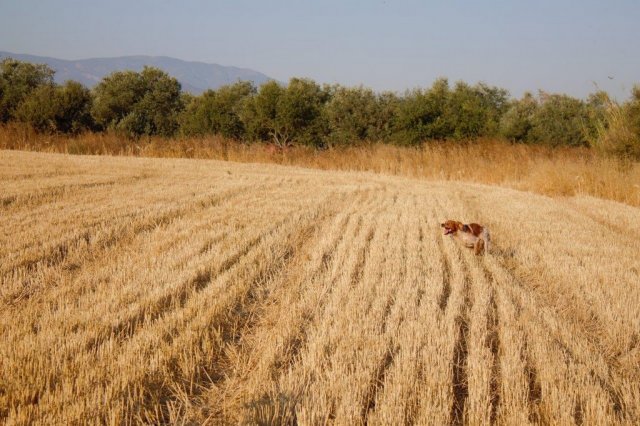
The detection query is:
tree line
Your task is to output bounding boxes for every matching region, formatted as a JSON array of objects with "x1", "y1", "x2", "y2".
[{"x1": 1, "y1": 57, "x2": 639, "y2": 157}]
